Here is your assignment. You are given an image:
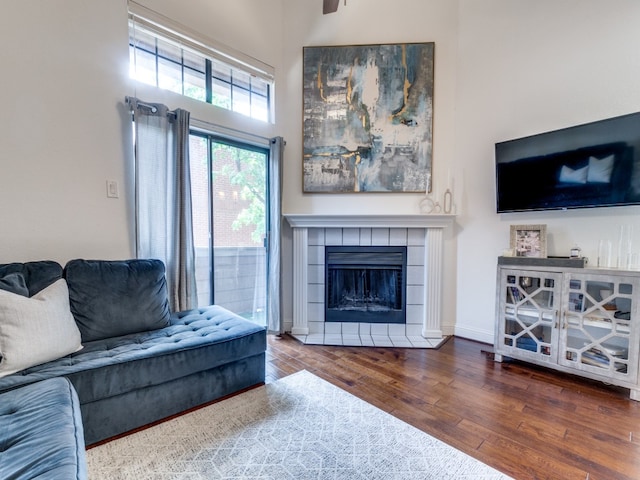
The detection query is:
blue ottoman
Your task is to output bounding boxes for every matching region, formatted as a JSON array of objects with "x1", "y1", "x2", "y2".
[{"x1": 0, "y1": 377, "x2": 87, "y2": 479}]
